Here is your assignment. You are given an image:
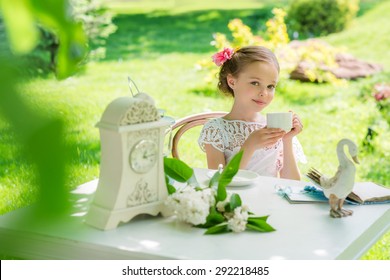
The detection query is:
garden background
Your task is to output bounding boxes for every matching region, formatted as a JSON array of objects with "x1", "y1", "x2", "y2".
[{"x1": 0, "y1": 0, "x2": 389, "y2": 259}]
